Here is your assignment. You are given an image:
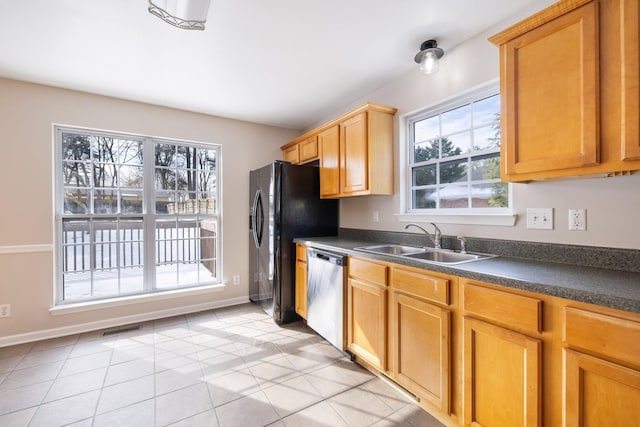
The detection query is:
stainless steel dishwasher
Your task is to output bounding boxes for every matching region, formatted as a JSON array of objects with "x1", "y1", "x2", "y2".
[{"x1": 306, "y1": 248, "x2": 347, "y2": 350}]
